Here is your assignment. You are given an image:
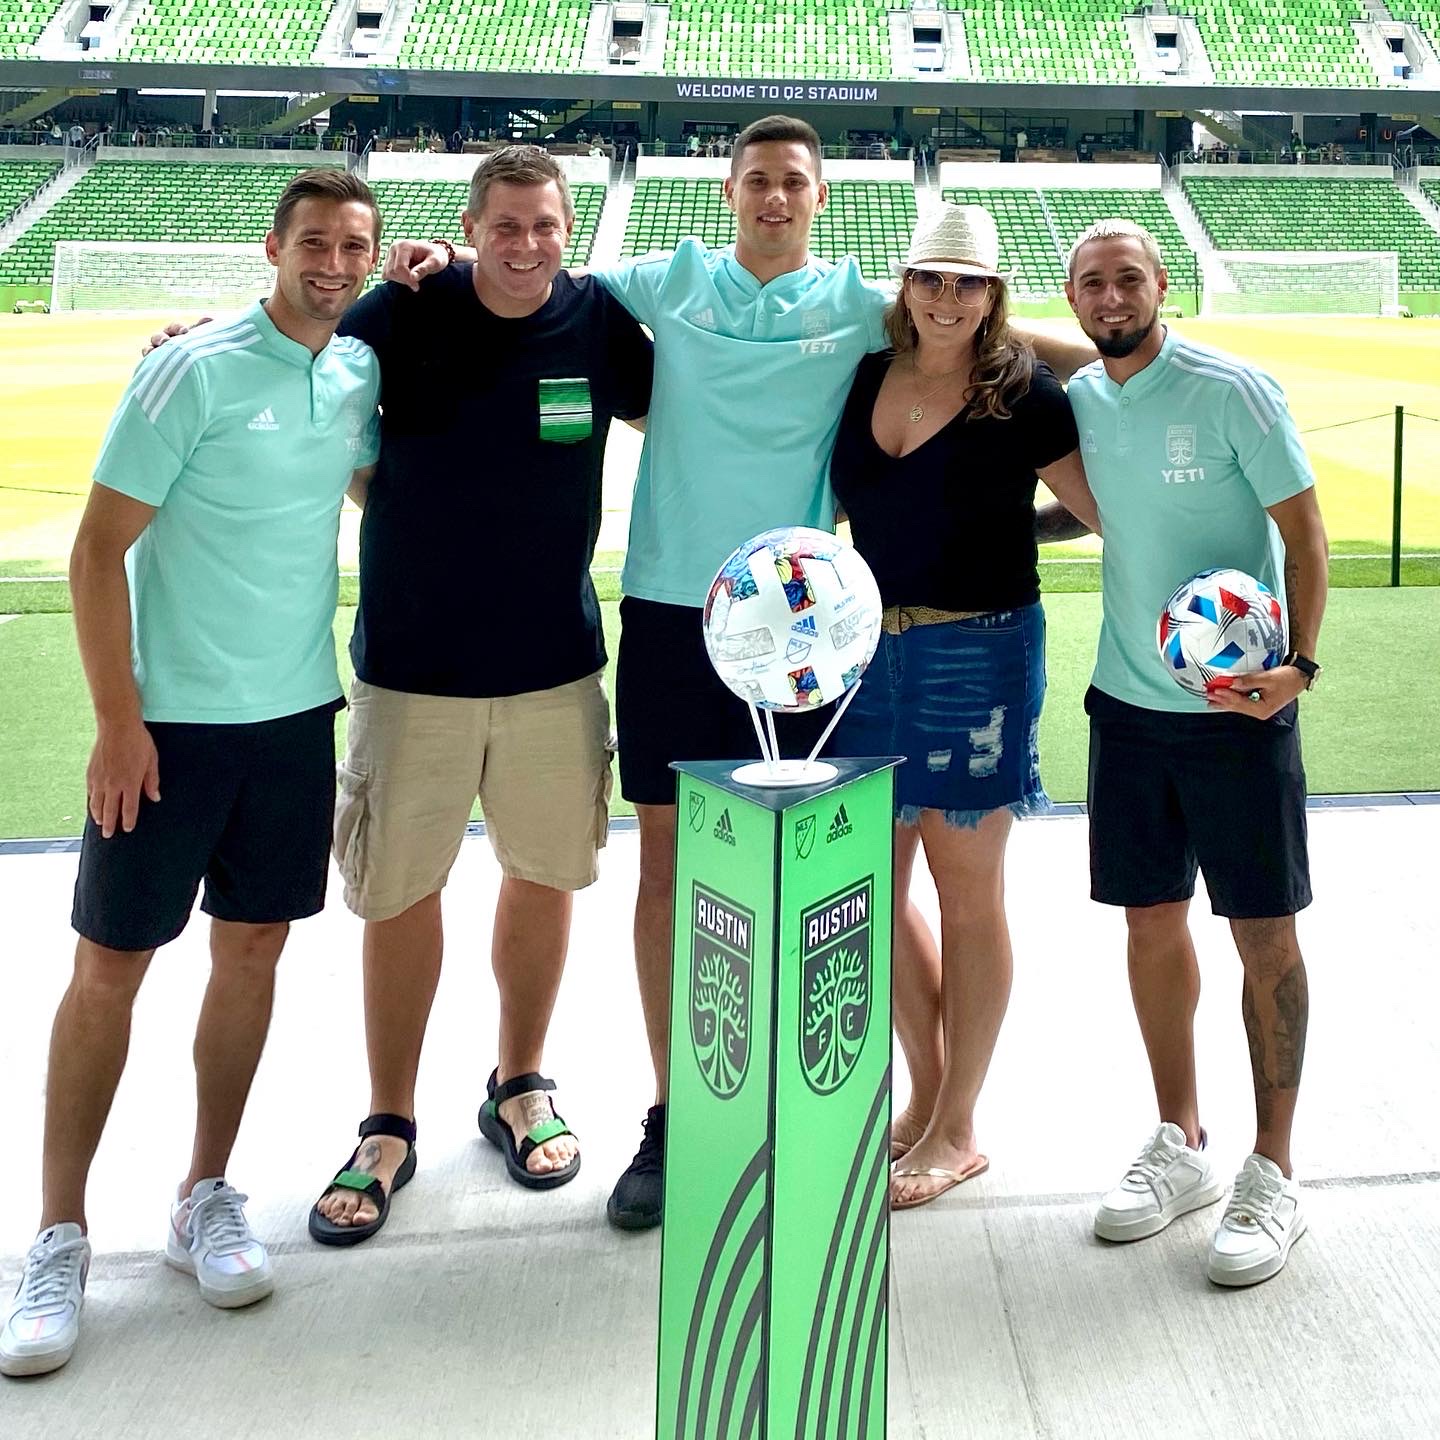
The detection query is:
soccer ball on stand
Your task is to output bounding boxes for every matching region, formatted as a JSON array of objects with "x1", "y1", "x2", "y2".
[
  {"x1": 1157, "y1": 567, "x2": 1286, "y2": 697},
  {"x1": 703, "y1": 526, "x2": 883, "y2": 785}
]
